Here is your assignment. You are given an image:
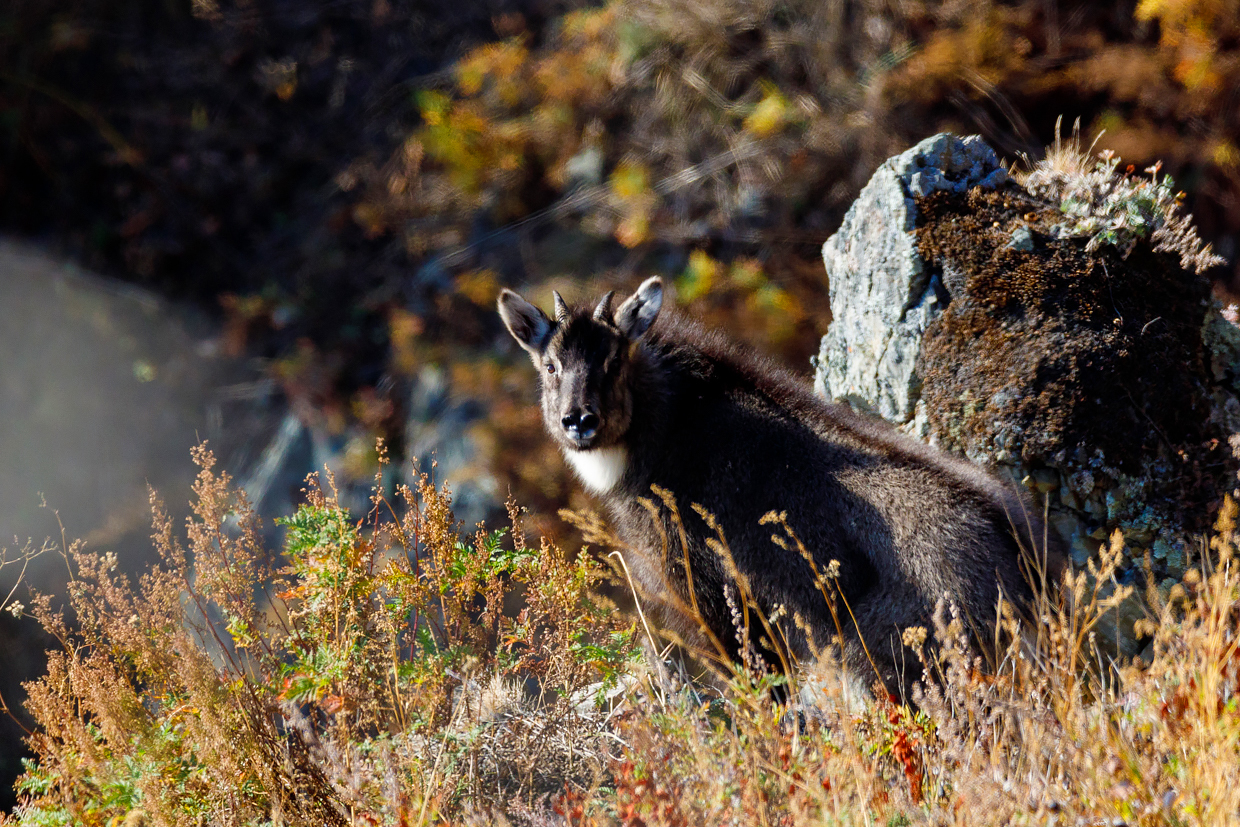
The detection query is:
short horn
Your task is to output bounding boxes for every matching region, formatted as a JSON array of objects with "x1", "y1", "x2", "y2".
[
  {"x1": 593, "y1": 290, "x2": 615, "y2": 322},
  {"x1": 553, "y1": 291, "x2": 569, "y2": 323}
]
